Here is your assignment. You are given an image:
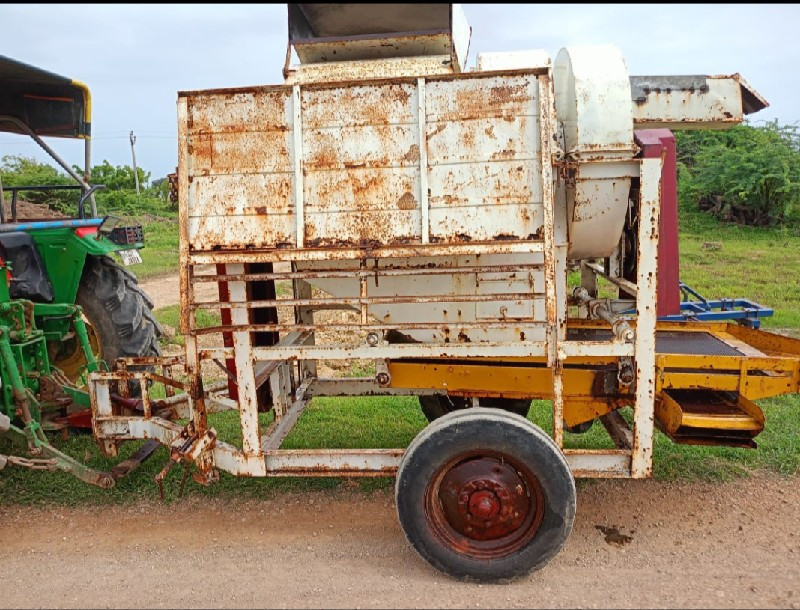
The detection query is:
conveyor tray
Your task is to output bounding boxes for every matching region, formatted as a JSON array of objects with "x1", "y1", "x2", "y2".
[
  {"x1": 567, "y1": 328, "x2": 744, "y2": 356},
  {"x1": 656, "y1": 389, "x2": 765, "y2": 448}
]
